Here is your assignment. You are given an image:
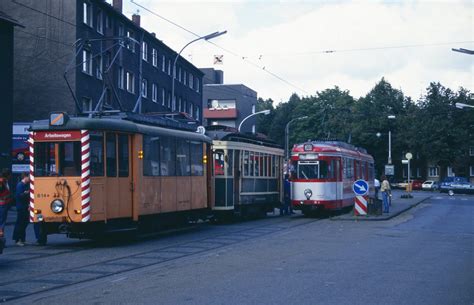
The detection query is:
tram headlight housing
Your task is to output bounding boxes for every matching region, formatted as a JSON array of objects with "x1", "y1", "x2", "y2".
[{"x1": 51, "y1": 199, "x2": 65, "y2": 214}]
